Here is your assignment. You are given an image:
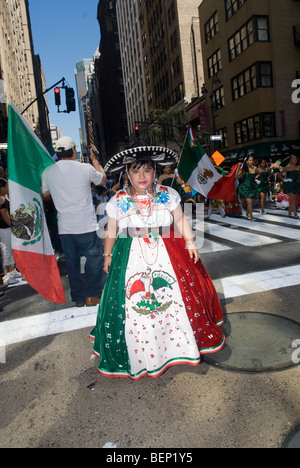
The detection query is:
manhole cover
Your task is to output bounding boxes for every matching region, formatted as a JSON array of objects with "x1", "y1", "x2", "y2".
[
  {"x1": 205, "y1": 312, "x2": 300, "y2": 372},
  {"x1": 282, "y1": 424, "x2": 300, "y2": 448}
]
